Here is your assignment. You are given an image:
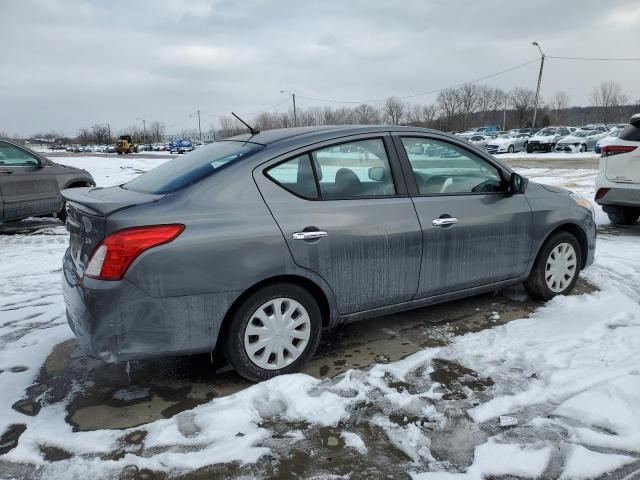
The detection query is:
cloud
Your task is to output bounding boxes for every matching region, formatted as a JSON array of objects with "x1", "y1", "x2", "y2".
[{"x1": 1, "y1": 0, "x2": 639, "y2": 136}]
